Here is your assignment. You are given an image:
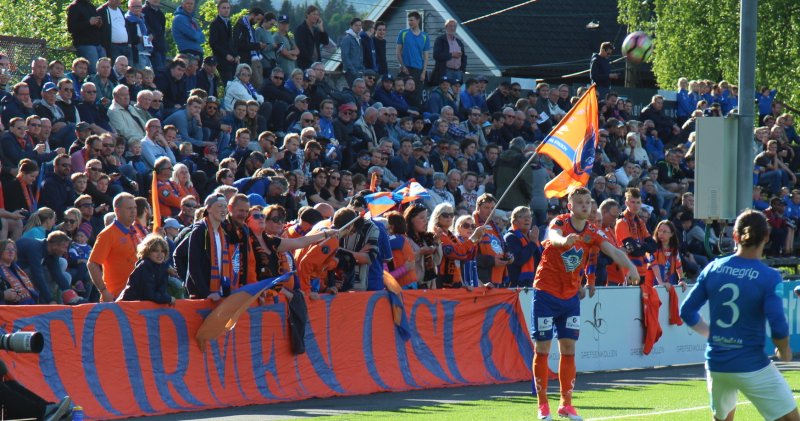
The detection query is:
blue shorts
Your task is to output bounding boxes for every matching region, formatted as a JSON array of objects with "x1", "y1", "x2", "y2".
[{"x1": 530, "y1": 289, "x2": 581, "y2": 341}]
